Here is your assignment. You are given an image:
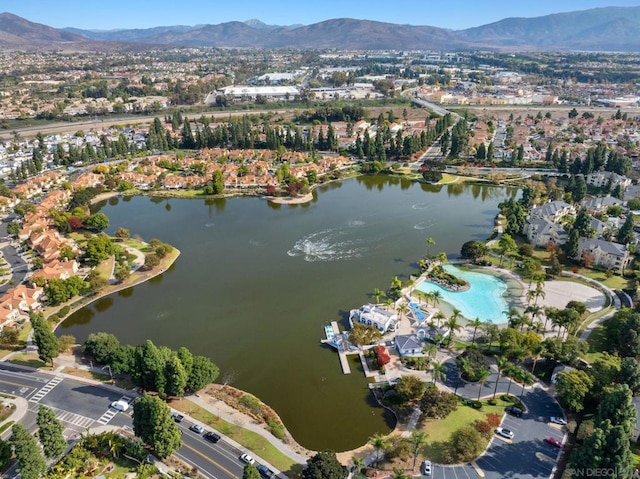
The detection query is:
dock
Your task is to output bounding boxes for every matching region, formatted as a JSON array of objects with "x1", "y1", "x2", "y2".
[{"x1": 321, "y1": 321, "x2": 351, "y2": 374}]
